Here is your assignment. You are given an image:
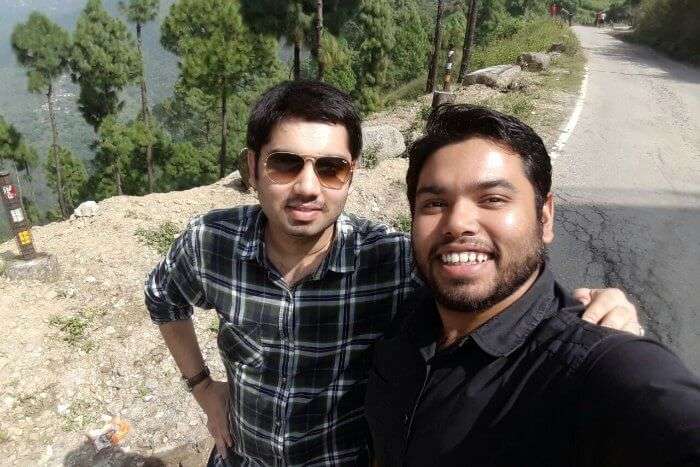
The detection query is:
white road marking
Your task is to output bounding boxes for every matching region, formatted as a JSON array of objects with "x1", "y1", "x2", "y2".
[{"x1": 550, "y1": 64, "x2": 589, "y2": 161}]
